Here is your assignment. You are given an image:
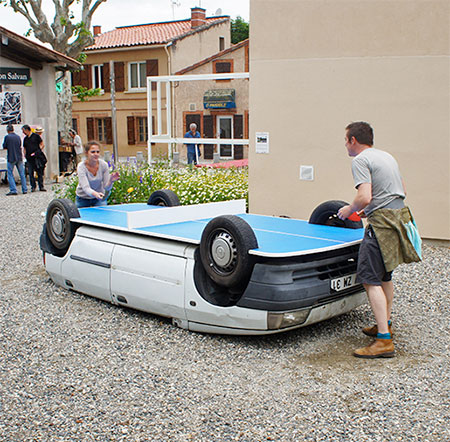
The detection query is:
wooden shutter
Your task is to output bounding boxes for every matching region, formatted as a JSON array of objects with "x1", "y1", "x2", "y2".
[
  {"x1": 103, "y1": 63, "x2": 110, "y2": 92},
  {"x1": 105, "y1": 117, "x2": 112, "y2": 144},
  {"x1": 146, "y1": 59, "x2": 158, "y2": 91},
  {"x1": 233, "y1": 115, "x2": 243, "y2": 139},
  {"x1": 71, "y1": 70, "x2": 82, "y2": 86},
  {"x1": 203, "y1": 115, "x2": 214, "y2": 137},
  {"x1": 115, "y1": 62, "x2": 125, "y2": 92},
  {"x1": 80, "y1": 64, "x2": 91, "y2": 88},
  {"x1": 86, "y1": 117, "x2": 94, "y2": 140},
  {"x1": 233, "y1": 115, "x2": 244, "y2": 160},
  {"x1": 127, "y1": 116, "x2": 136, "y2": 145},
  {"x1": 203, "y1": 115, "x2": 214, "y2": 160}
]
